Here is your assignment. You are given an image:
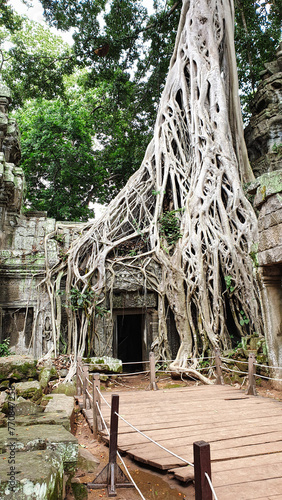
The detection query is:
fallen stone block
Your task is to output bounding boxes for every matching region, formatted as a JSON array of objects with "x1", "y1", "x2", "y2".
[
  {"x1": 85, "y1": 356, "x2": 122, "y2": 373},
  {"x1": 0, "y1": 424, "x2": 78, "y2": 472},
  {"x1": 44, "y1": 393, "x2": 75, "y2": 421},
  {"x1": 77, "y1": 447, "x2": 100, "y2": 473},
  {"x1": 0, "y1": 356, "x2": 37, "y2": 382},
  {"x1": 15, "y1": 412, "x2": 71, "y2": 431},
  {"x1": 0, "y1": 449, "x2": 64, "y2": 499}
]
